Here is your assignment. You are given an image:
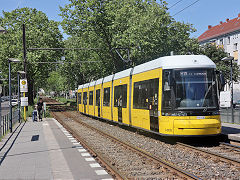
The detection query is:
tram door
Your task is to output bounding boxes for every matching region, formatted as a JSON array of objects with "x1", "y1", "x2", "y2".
[
  {"x1": 118, "y1": 97, "x2": 123, "y2": 123},
  {"x1": 149, "y1": 79, "x2": 159, "y2": 132},
  {"x1": 83, "y1": 92, "x2": 87, "y2": 114},
  {"x1": 115, "y1": 84, "x2": 127, "y2": 123},
  {"x1": 96, "y1": 89, "x2": 101, "y2": 117}
]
